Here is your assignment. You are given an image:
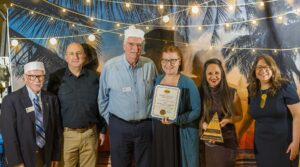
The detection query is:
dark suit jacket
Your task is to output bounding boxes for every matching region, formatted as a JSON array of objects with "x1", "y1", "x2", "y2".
[{"x1": 0, "y1": 86, "x2": 62, "y2": 167}]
